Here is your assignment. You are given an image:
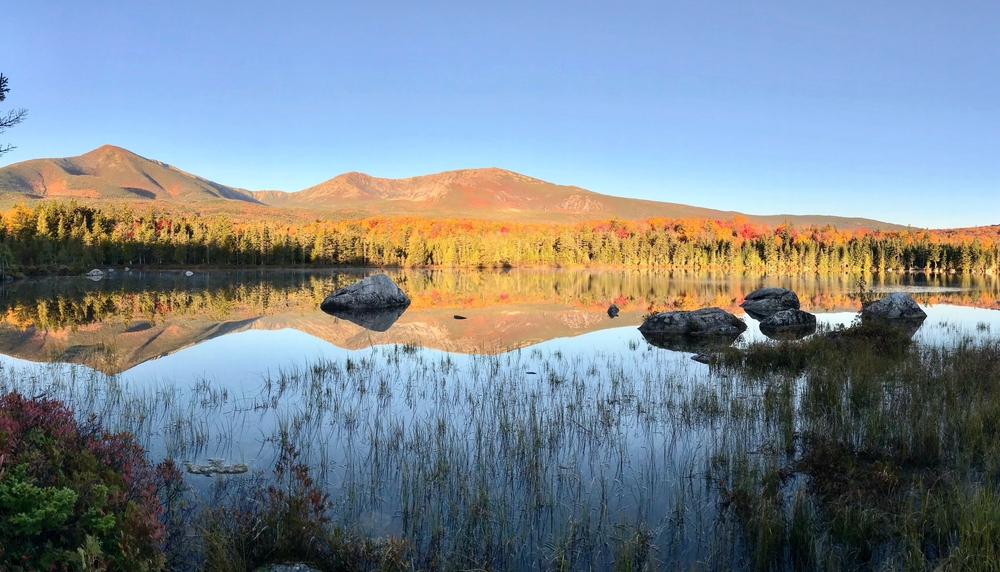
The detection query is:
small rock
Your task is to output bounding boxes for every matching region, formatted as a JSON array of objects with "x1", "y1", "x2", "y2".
[
  {"x1": 454, "y1": 315, "x2": 467, "y2": 320},
  {"x1": 607, "y1": 303, "x2": 620, "y2": 318},
  {"x1": 691, "y1": 353, "x2": 711, "y2": 364},
  {"x1": 85, "y1": 268, "x2": 104, "y2": 278},
  {"x1": 185, "y1": 270, "x2": 194, "y2": 276}
]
